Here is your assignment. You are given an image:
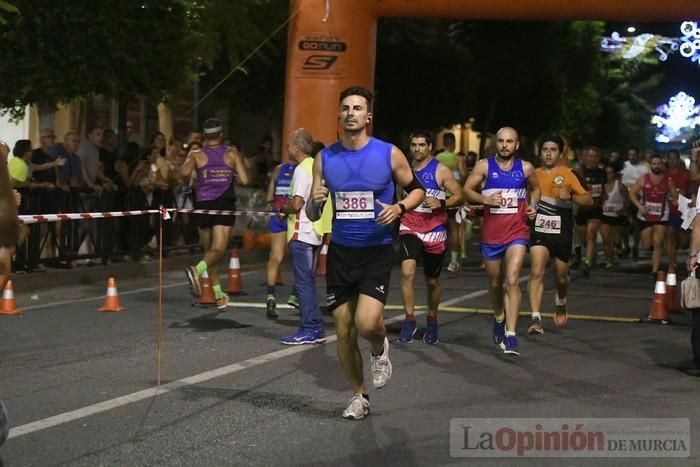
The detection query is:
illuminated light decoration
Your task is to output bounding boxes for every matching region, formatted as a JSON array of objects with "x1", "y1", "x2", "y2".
[
  {"x1": 678, "y1": 21, "x2": 700, "y2": 63},
  {"x1": 601, "y1": 31, "x2": 677, "y2": 61},
  {"x1": 623, "y1": 33, "x2": 655, "y2": 59},
  {"x1": 650, "y1": 92, "x2": 700, "y2": 143},
  {"x1": 601, "y1": 21, "x2": 700, "y2": 65}
]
